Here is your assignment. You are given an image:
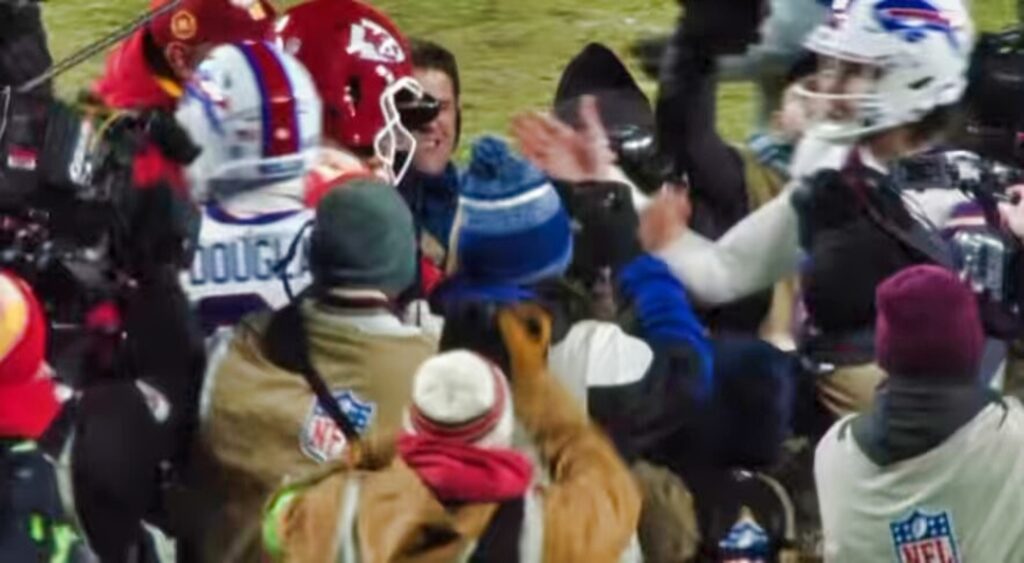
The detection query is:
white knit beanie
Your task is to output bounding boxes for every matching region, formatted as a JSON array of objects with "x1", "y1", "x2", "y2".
[{"x1": 404, "y1": 350, "x2": 515, "y2": 449}]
